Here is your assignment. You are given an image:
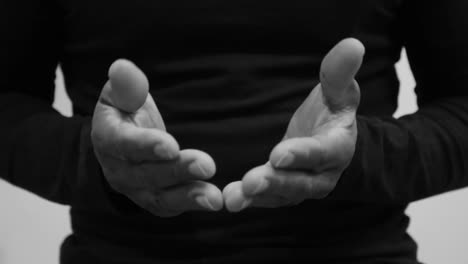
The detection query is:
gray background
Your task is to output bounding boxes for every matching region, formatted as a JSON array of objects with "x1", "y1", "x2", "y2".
[{"x1": 1, "y1": 50, "x2": 467, "y2": 264}]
